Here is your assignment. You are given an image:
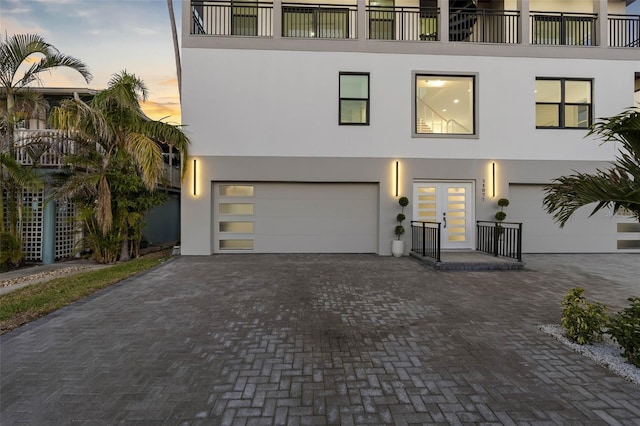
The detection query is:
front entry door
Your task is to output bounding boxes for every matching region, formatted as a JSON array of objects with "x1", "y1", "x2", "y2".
[{"x1": 413, "y1": 181, "x2": 474, "y2": 249}]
